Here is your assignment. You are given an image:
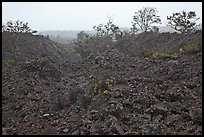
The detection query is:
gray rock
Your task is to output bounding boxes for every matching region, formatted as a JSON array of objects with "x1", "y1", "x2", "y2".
[
  {"x1": 167, "y1": 60, "x2": 178, "y2": 65},
  {"x1": 90, "y1": 110, "x2": 98, "y2": 114},
  {"x1": 43, "y1": 113, "x2": 50, "y2": 117},
  {"x1": 63, "y1": 128, "x2": 69, "y2": 133}
]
